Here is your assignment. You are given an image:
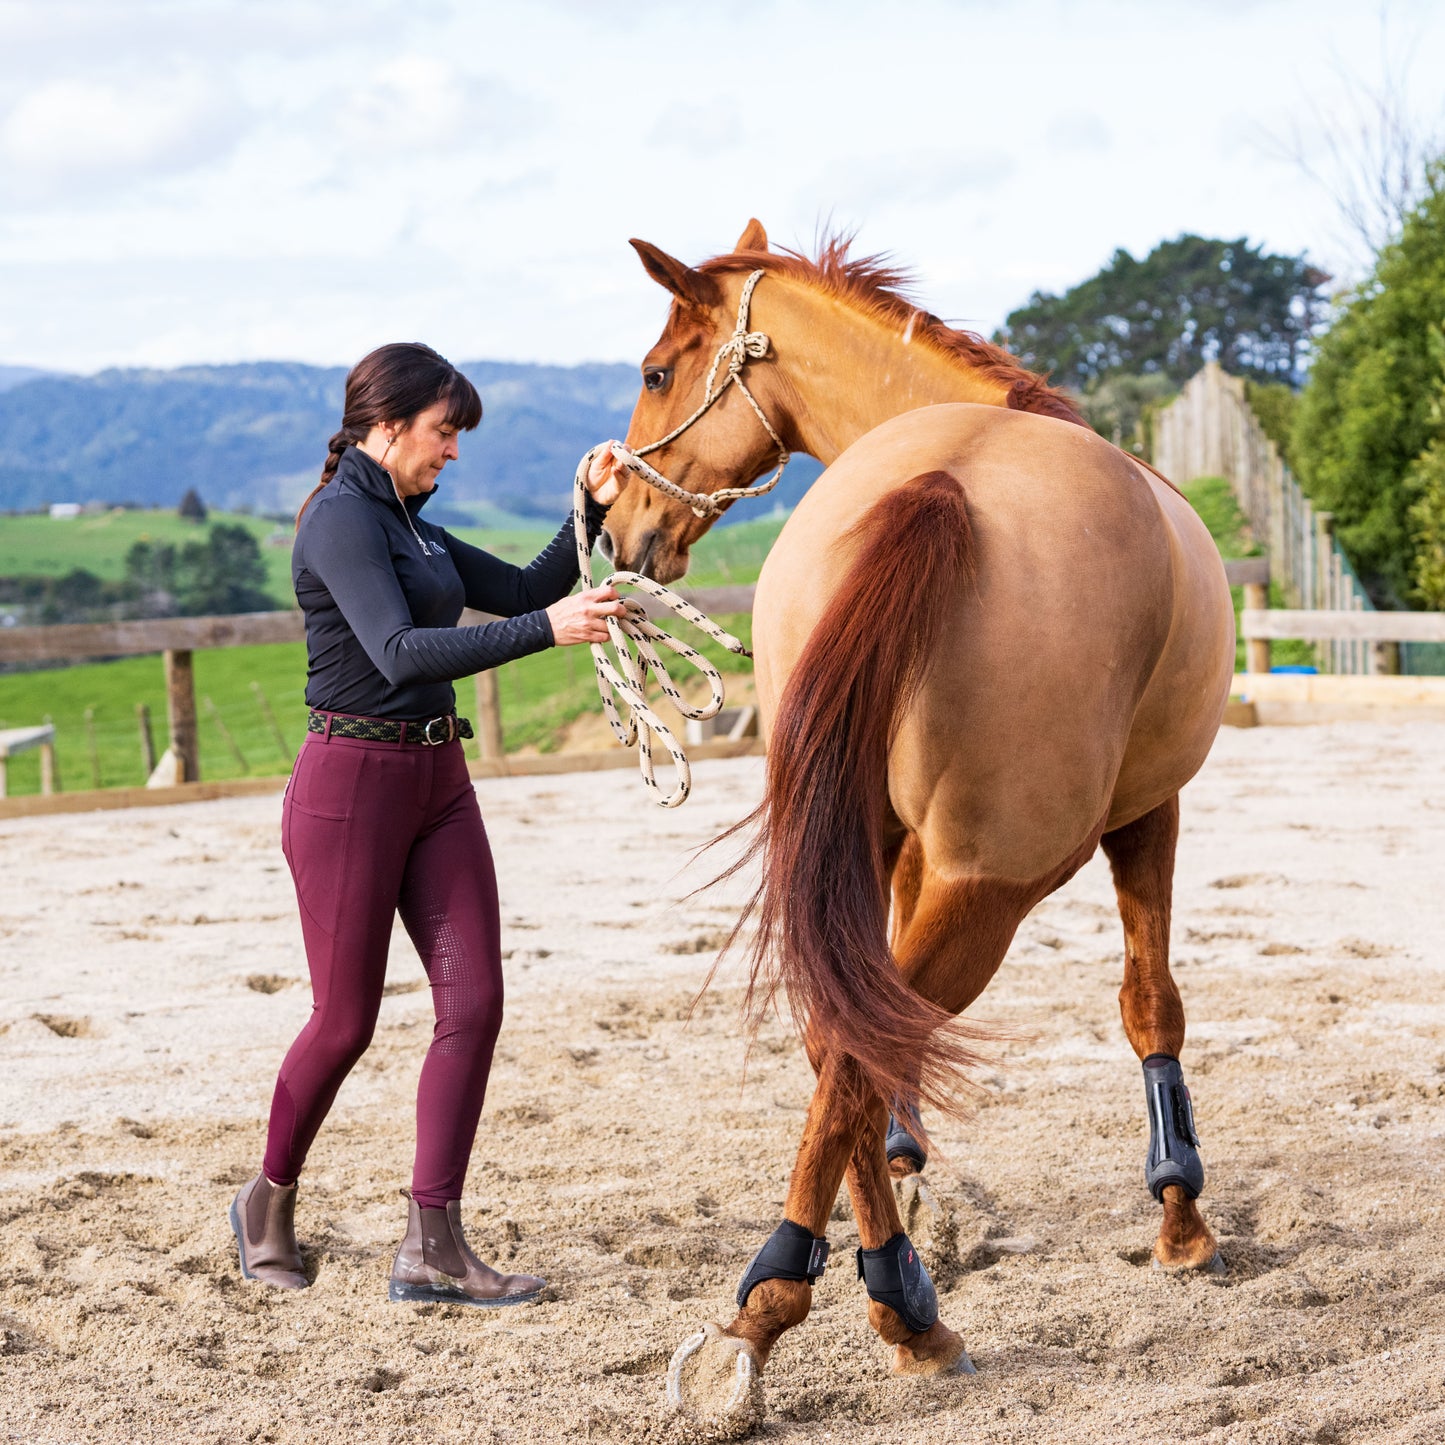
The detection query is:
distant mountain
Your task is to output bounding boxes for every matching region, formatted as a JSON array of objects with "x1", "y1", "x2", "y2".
[
  {"x1": 0, "y1": 365, "x2": 56, "y2": 393},
  {"x1": 0, "y1": 359, "x2": 821, "y2": 523}
]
